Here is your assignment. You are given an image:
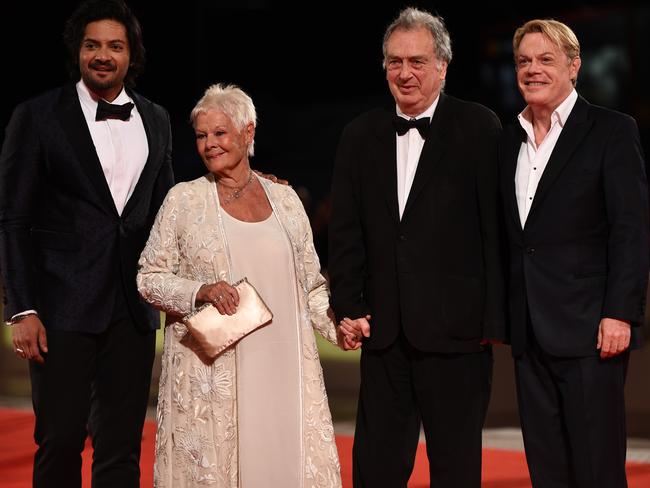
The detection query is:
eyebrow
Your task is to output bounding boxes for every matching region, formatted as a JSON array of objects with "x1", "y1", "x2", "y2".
[
  {"x1": 82, "y1": 37, "x2": 127, "y2": 44},
  {"x1": 387, "y1": 54, "x2": 429, "y2": 61},
  {"x1": 518, "y1": 51, "x2": 556, "y2": 57}
]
